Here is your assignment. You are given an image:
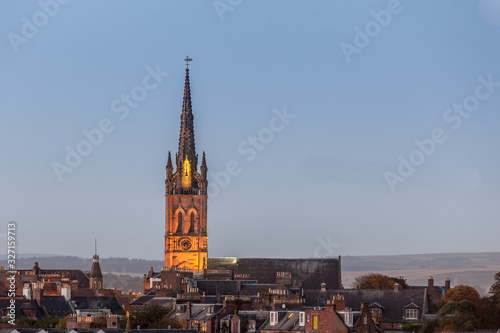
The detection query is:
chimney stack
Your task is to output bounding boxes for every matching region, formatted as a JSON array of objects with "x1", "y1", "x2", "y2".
[
  {"x1": 331, "y1": 294, "x2": 346, "y2": 311},
  {"x1": 445, "y1": 277, "x2": 451, "y2": 291},
  {"x1": 186, "y1": 301, "x2": 191, "y2": 320},
  {"x1": 428, "y1": 276, "x2": 434, "y2": 289},
  {"x1": 394, "y1": 283, "x2": 400, "y2": 292},
  {"x1": 321, "y1": 283, "x2": 326, "y2": 292},
  {"x1": 33, "y1": 288, "x2": 43, "y2": 308}
]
